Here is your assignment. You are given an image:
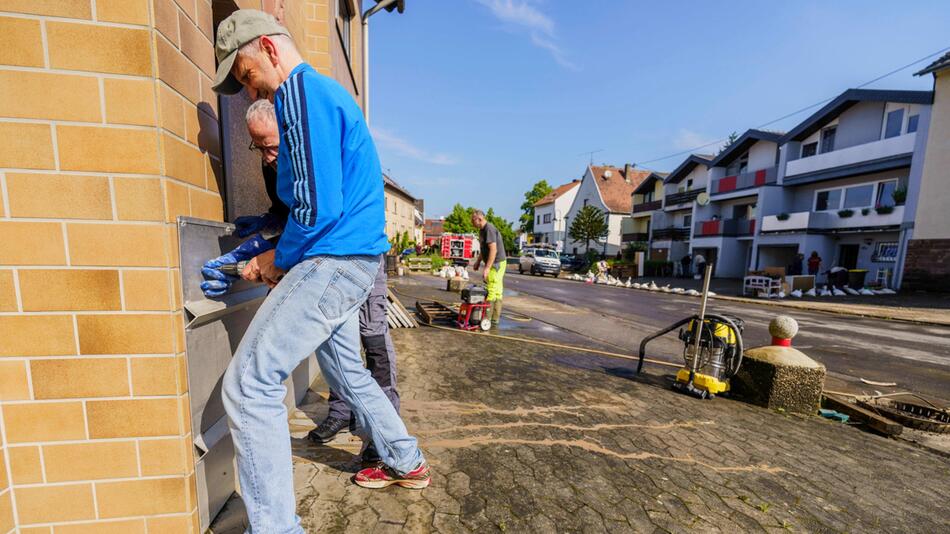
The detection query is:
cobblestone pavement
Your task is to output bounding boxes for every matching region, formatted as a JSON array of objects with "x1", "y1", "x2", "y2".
[{"x1": 212, "y1": 286, "x2": 950, "y2": 533}]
